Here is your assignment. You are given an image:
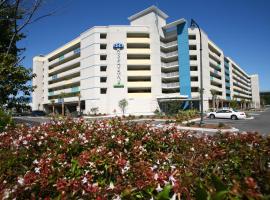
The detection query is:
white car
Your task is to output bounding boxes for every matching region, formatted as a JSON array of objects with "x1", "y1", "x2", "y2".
[{"x1": 207, "y1": 109, "x2": 246, "y2": 120}]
